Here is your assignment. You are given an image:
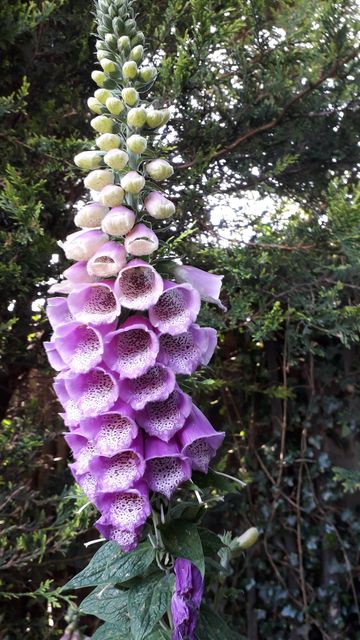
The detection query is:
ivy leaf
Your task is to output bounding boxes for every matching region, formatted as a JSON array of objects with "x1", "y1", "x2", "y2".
[
  {"x1": 128, "y1": 573, "x2": 175, "y2": 640},
  {"x1": 80, "y1": 585, "x2": 129, "y2": 631},
  {"x1": 63, "y1": 541, "x2": 155, "y2": 590},
  {"x1": 196, "y1": 605, "x2": 245, "y2": 640},
  {"x1": 161, "y1": 520, "x2": 205, "y2": 576},
  {"x1": 92, "y1": 623, "x2": 127, "y2": 640}
]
